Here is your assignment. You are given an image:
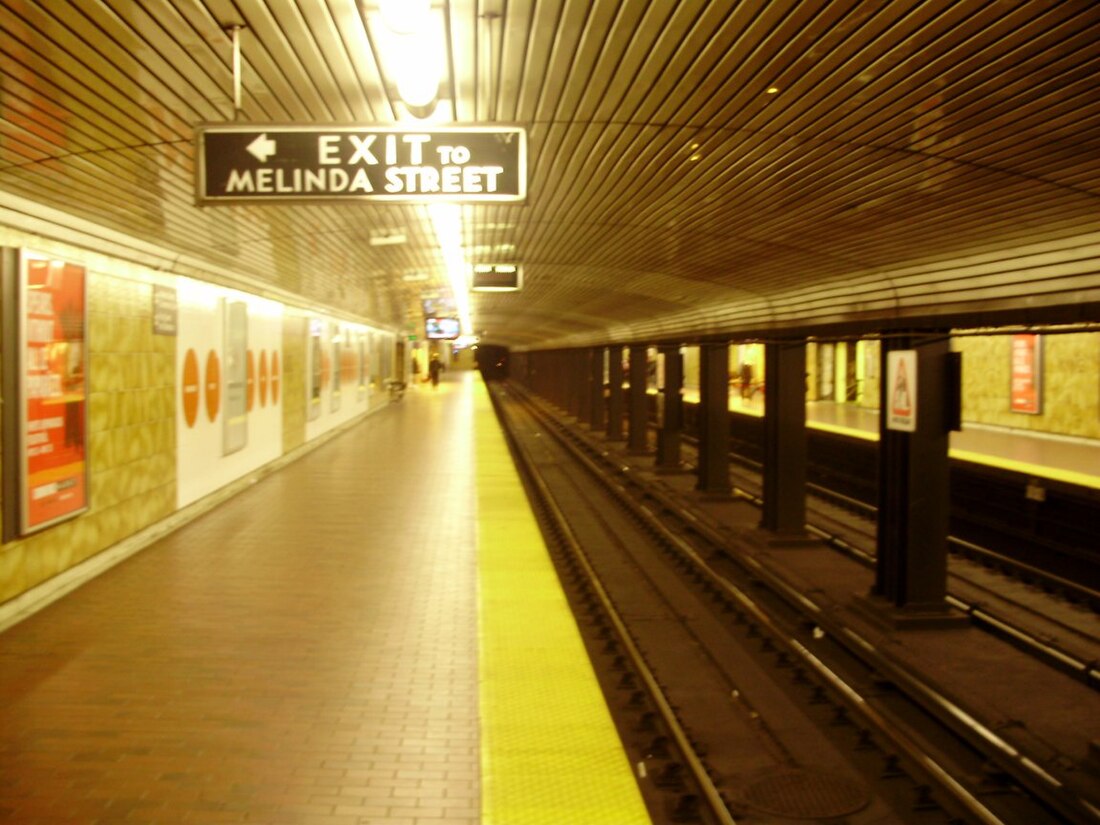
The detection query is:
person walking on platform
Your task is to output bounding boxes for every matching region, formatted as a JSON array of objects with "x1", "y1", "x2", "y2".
[{"x1": 428, "y1": 353, "x2": 443, "y2": 388}]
